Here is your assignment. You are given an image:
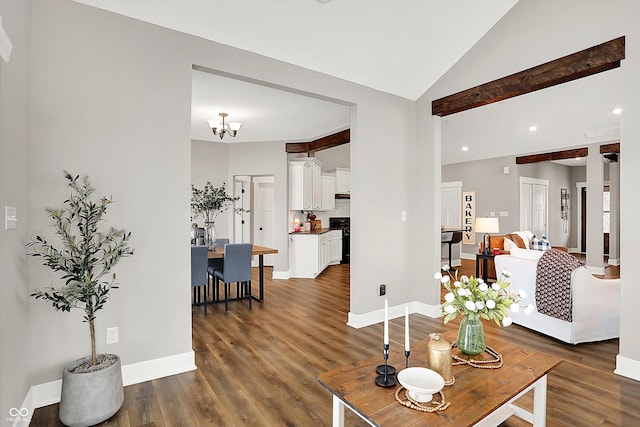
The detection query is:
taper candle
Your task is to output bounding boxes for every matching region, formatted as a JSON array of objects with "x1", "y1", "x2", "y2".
[
  {"x1": 404, "y1": 306, "x2": 410, "y2": 351},
  {"x1": 383, "y1": 299, "x2": 389, "y2": 345}
]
